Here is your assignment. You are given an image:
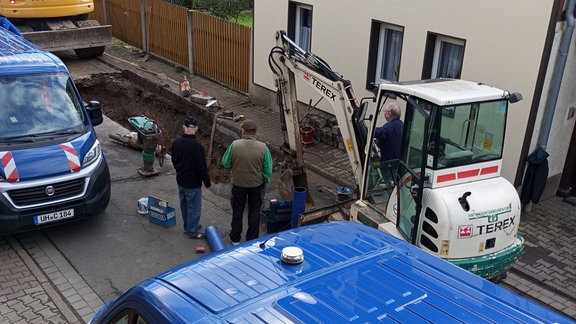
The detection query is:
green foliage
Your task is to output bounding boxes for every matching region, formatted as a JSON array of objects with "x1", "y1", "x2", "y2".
[
  {"x1": 191, "y1": 0, "x2": 251, "y2": 21},
  {"x1": 234, "y1": 11, "x2": 252, "y2": 27}
]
